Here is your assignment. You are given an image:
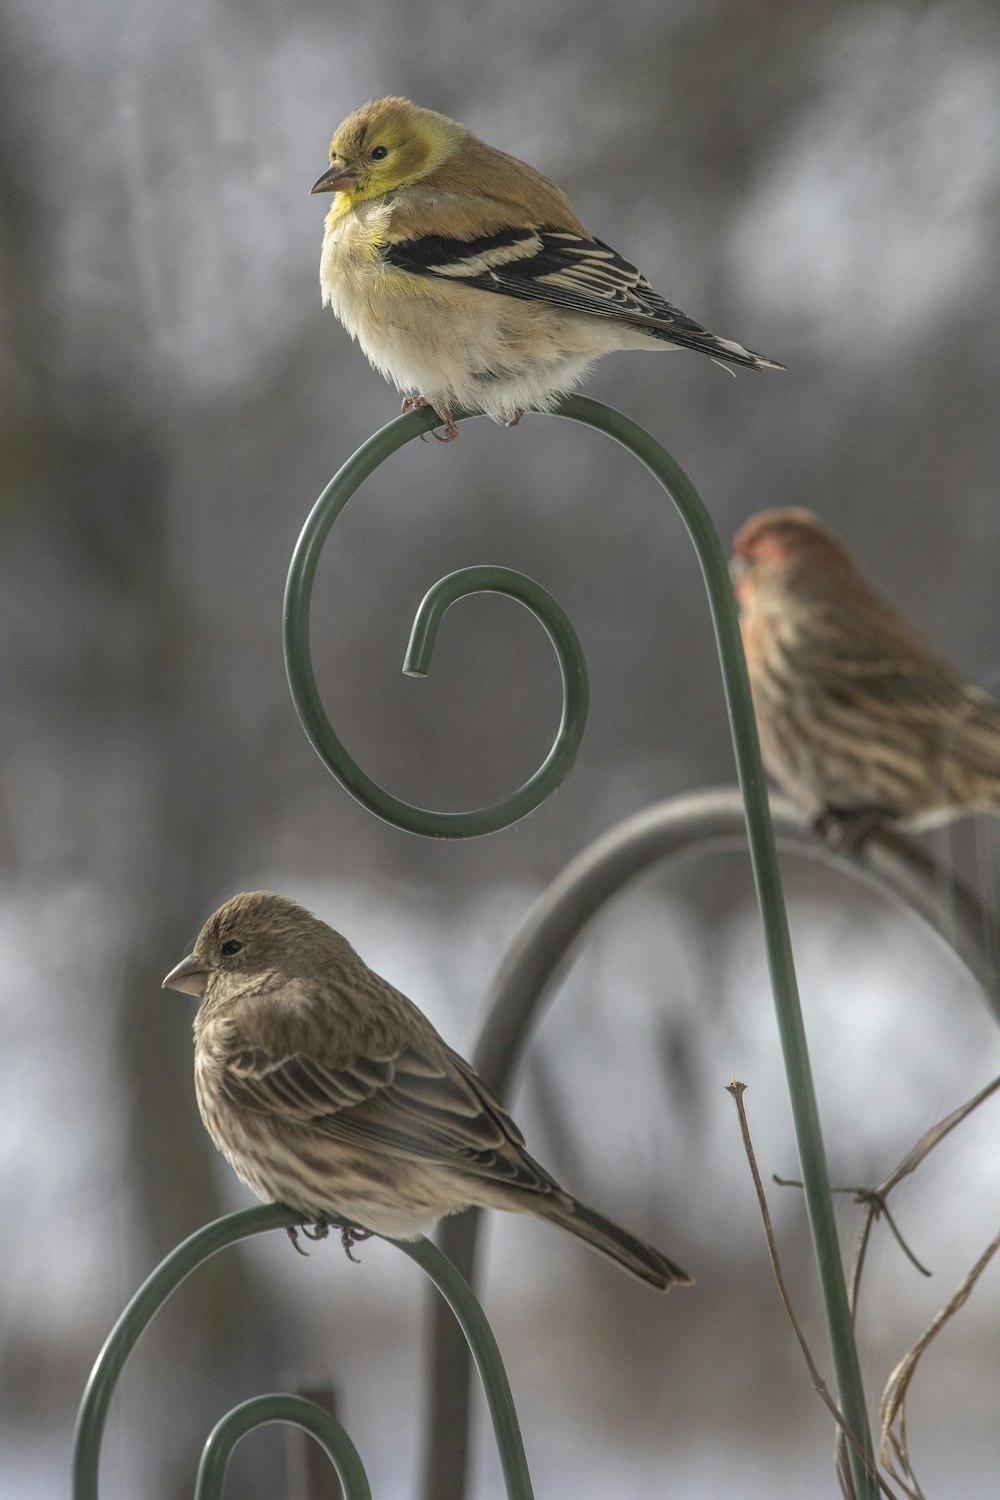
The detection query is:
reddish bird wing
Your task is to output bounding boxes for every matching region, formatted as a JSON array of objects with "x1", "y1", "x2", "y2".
[{"x1": 814, "y1": 634, "x2": 1000, "y2": 775}]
